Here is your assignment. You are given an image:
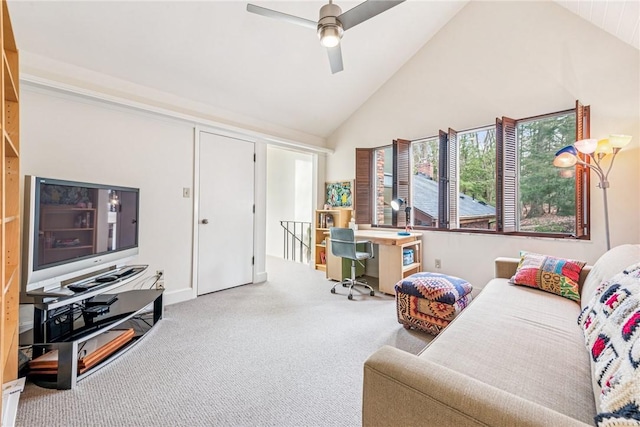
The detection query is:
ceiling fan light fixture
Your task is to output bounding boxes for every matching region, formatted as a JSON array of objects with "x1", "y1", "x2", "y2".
[
  {"x1": 319, "y1": 25, "x2": 342, "y2": 47},
  {"x1": 318, "y1": 2, "x2": 344, "y2": 48}
]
